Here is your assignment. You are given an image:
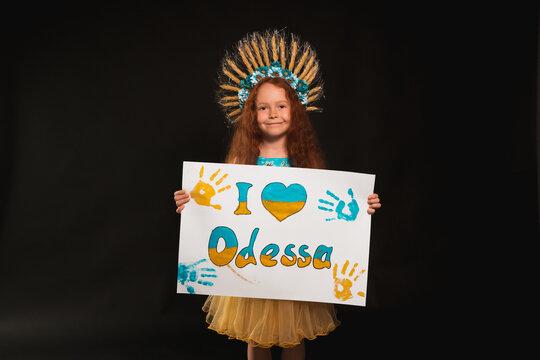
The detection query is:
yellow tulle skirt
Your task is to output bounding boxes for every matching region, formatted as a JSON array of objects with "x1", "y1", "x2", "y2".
[{"x1": 202, "y1": 295, "x2": 340, "y2": 348}]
